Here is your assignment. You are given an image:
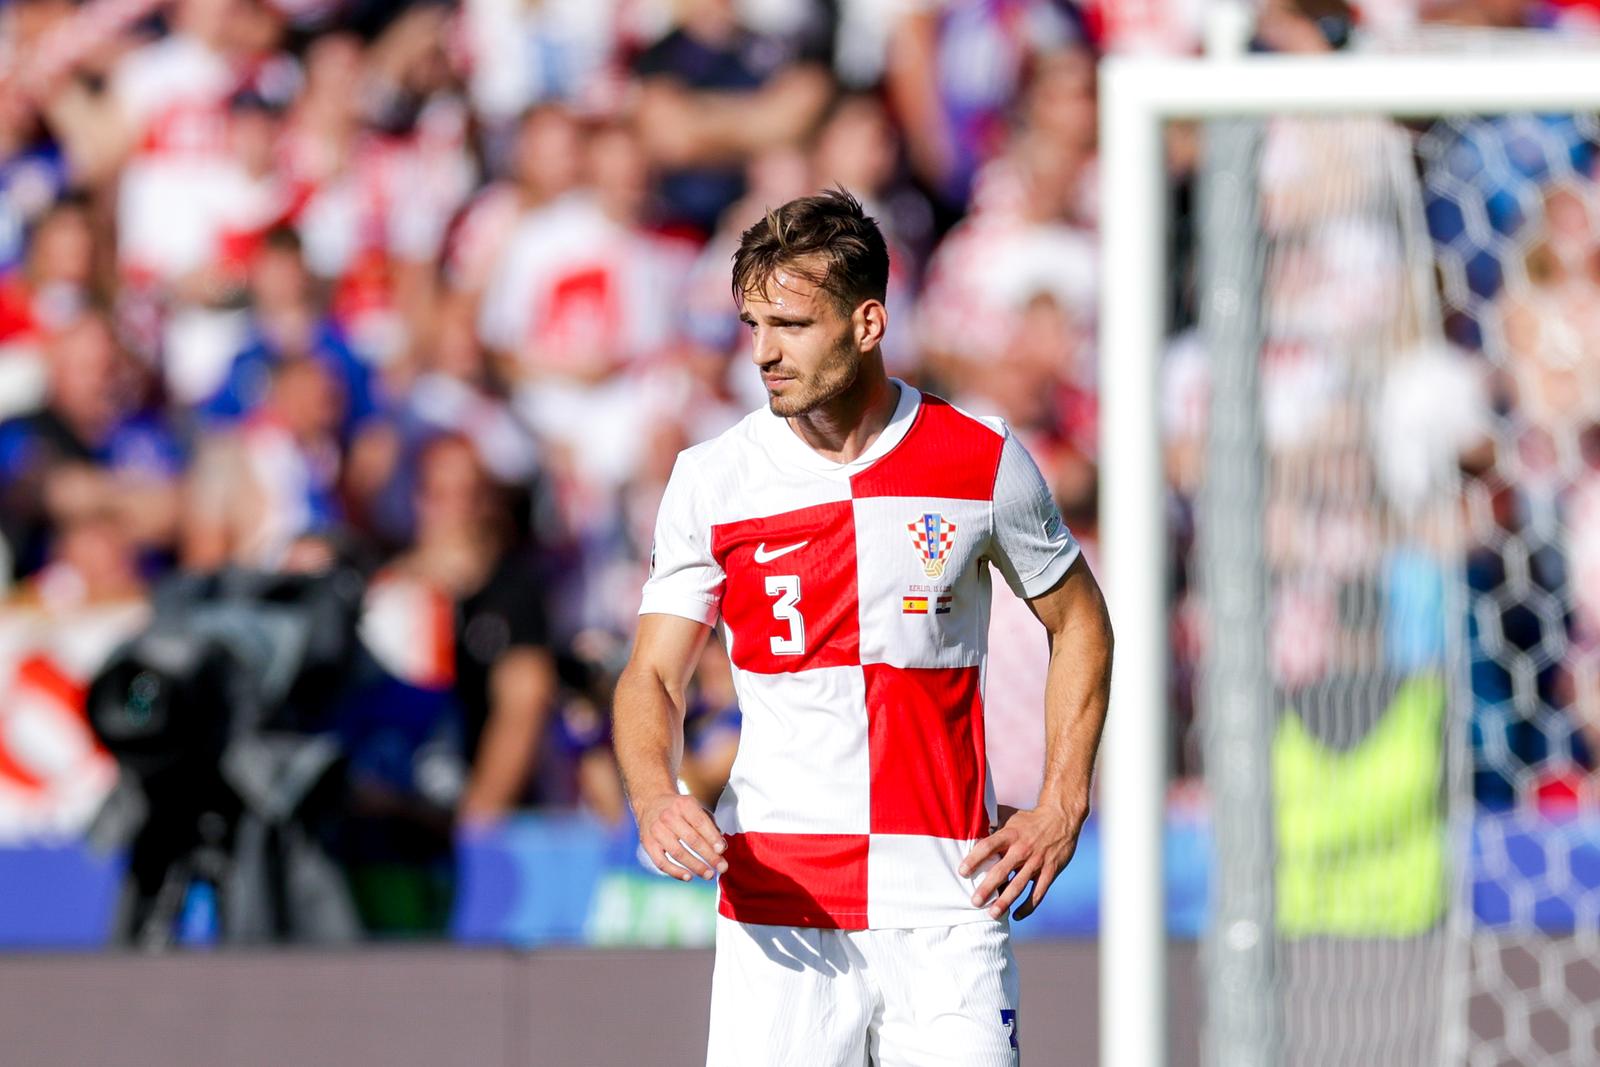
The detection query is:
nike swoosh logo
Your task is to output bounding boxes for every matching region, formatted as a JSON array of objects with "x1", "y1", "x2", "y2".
[{"x1": 753, "y1": 541, "x2": 808, "y2": 563}]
